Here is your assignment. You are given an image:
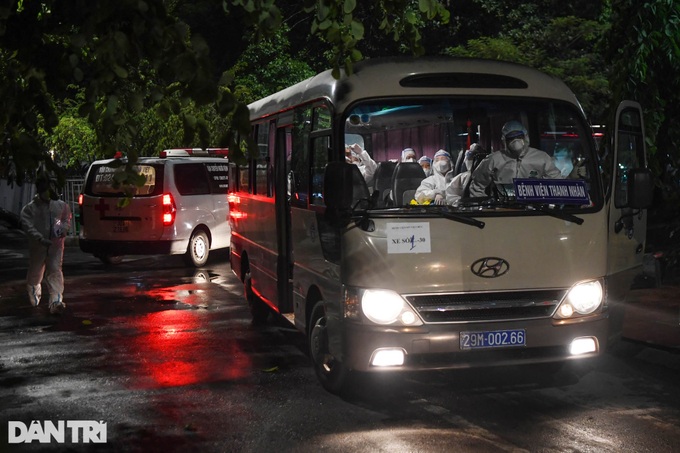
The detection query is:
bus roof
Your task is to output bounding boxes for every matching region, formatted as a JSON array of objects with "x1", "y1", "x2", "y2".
[{"x1": 247, "y1": 57, "x2": 582, "y2": 121}]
